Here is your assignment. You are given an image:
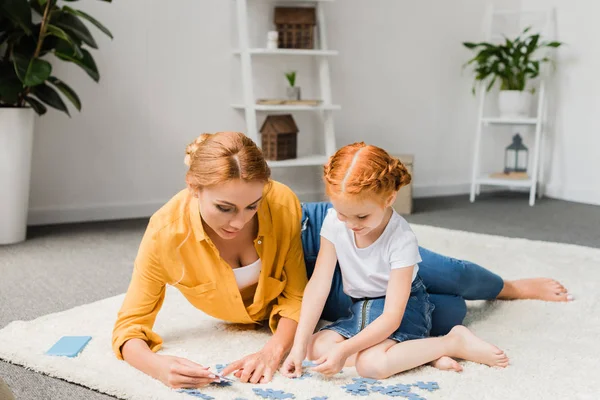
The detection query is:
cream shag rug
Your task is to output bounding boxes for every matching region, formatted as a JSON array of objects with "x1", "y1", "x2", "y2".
[{"x1": 0, "y1": 225, "x2": 598, "y2": 400}]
